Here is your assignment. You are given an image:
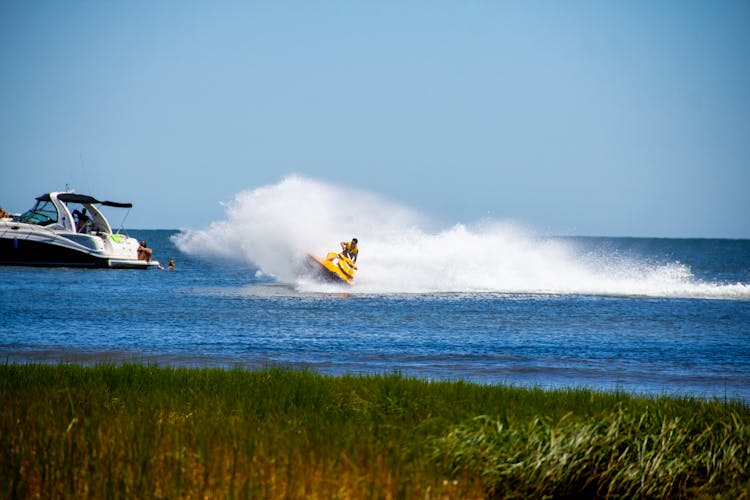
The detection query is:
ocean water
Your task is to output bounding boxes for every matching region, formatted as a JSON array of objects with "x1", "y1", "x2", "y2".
[{"x1": 2, "y1": 177, "x2": 749, "y2": 402}]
